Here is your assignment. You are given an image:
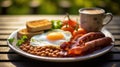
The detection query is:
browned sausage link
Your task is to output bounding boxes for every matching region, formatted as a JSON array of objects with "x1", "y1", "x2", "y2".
[
  {"x1": 85, "y1": 37, "x2": 113, "y2": 49},
  {"x1": 80, "y1": 37, "x2": 112, "y2": 54},
  {"x1": 61, "y1": 32, "x2": 105, "y2": 50},
  {"x1": 68, "y1": 37, "x2": 112, "y2": 56},
  {"x1": 76, "y1": 32, "x2": 105, "y2": 46}
]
